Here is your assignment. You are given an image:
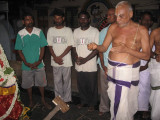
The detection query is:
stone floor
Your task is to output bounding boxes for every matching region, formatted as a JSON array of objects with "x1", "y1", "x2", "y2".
[
  {"x1": 13, "y1": 48, "x2": 151, "y2": 120},
  {"x1": 19, "y1": 86, "x2": 151, "y2": 120}
]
